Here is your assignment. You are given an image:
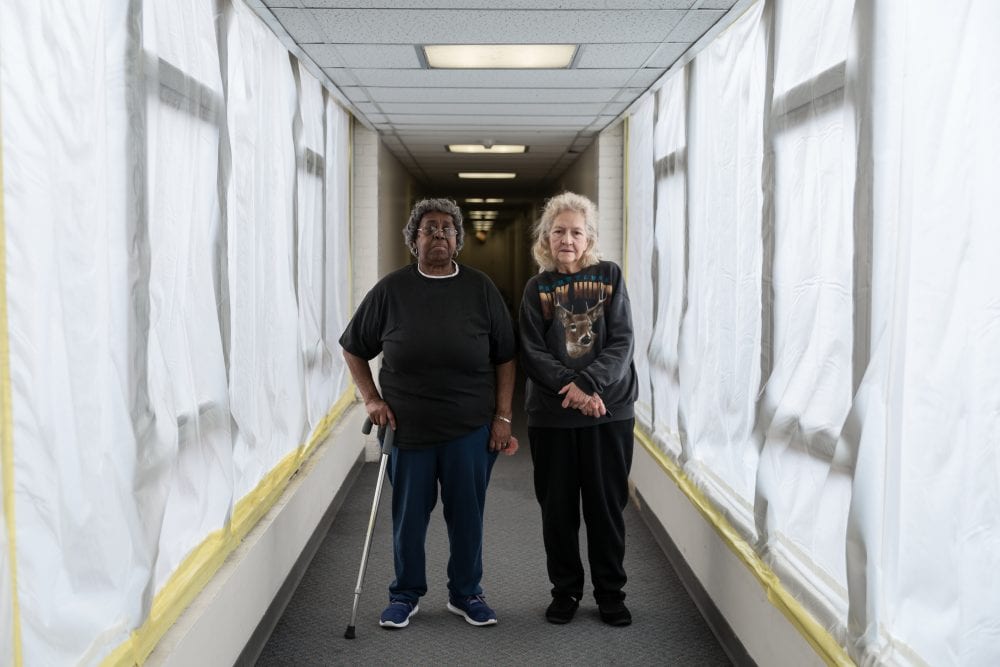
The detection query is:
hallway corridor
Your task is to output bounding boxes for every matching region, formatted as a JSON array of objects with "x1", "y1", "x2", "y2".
[{"x1": 254, "y1": 420, "x2": 733, "y2": 666}]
